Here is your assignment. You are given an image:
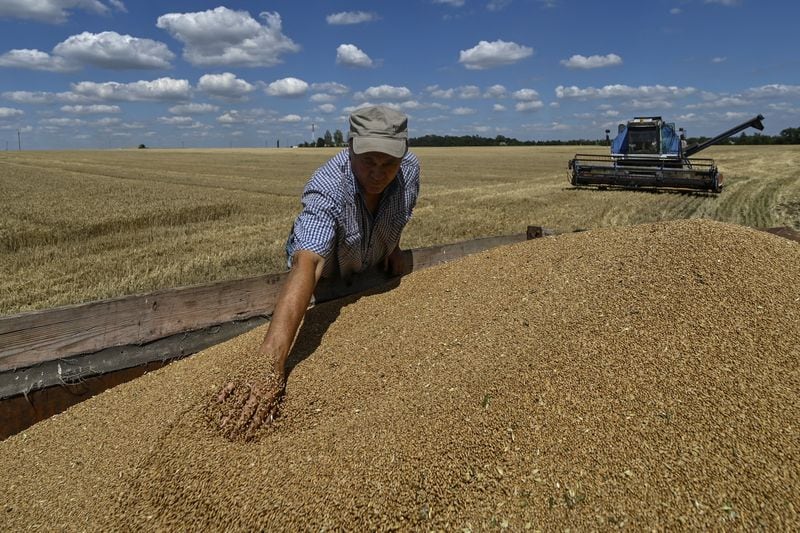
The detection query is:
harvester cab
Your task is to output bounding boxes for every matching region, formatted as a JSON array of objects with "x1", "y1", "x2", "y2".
[
  {"x1": 569, "y1": 114, "x2": 764, "y2": 193},
  {"x1": 614, "y1": 117, "x2": 679, "y2": 156}
]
